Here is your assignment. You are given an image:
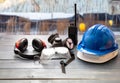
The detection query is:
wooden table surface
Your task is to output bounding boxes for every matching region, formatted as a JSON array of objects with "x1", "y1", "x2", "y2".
[{"x1": 0, "y1": 34, "x2": 120, "y2": 83}]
